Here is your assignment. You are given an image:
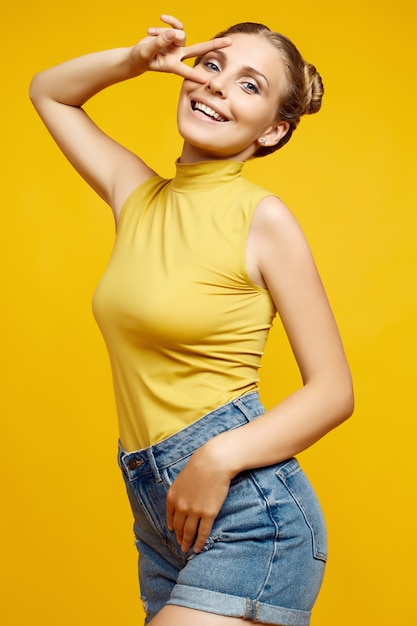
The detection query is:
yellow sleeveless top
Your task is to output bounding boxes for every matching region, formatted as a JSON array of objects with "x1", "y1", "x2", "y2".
[{"x1": 93, "y1": 159, "x2": 276, "y2": 451}]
